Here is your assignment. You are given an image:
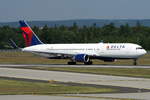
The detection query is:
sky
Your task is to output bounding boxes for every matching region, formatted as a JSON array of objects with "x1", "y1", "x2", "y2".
[{"x1": 0, "y1": 0, "x2": 150, "y2": 22}]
